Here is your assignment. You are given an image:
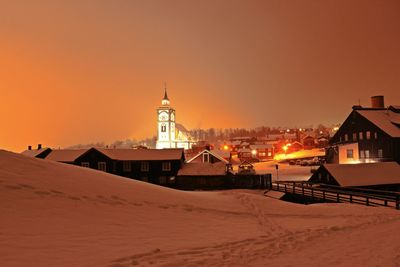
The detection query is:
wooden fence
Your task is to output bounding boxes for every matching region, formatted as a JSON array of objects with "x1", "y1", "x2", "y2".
[{"x1": 268, "y1": 181, "x2": 400, "y2": 210}]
